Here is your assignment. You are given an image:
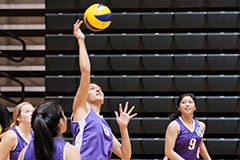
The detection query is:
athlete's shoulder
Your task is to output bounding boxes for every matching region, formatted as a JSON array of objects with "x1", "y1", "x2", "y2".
[
  {"x1": 3, "y1": 129, "x2": 17, "y2": 140},
  {"x1": 167, "y1": 120, "x2": 180, "y2": 132},
  {"x1": 198, "y1": 121, "x2": 206, "y2": 131}
]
